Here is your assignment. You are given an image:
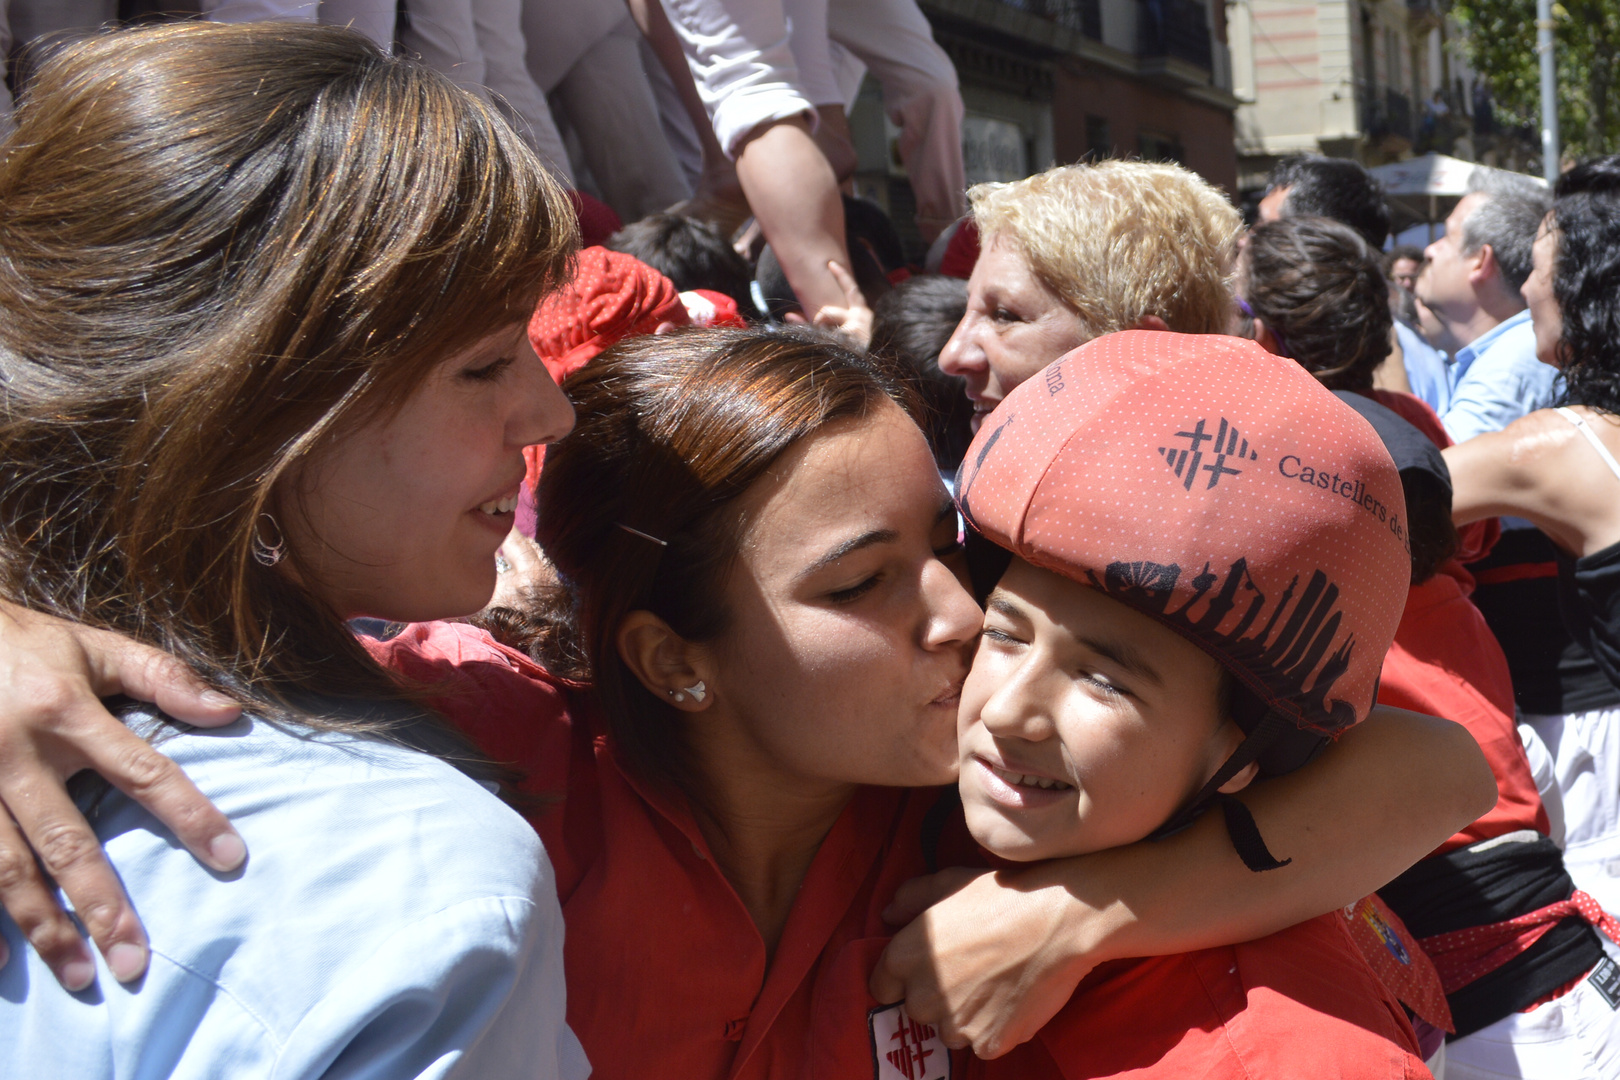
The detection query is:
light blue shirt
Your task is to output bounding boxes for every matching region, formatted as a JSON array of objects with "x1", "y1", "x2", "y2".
[
  {"x1": 1440, "y1": 309, "x2": 1561, "y2": 443},
  {"x1": 0, "y1": 713, "x2": 590, "y2": 1080},
  {"x1": 1396, "y1": 320, "x2": 1451, "y2": 416}
]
